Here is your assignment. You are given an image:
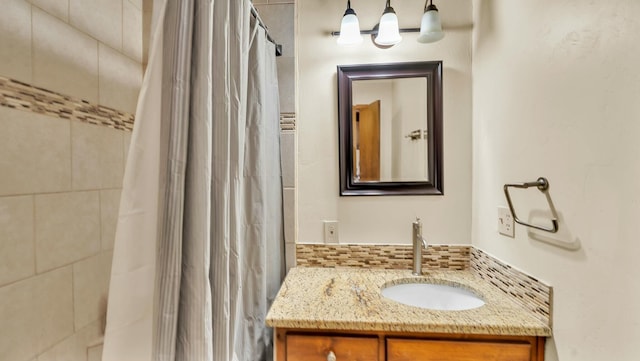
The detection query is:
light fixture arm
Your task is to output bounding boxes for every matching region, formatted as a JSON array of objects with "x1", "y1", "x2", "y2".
[
  {"x1": 331, "y1": 27, "x2": 421, "y2": 37},
  {"x1": 332, "y1": 0, "x2": 444, "y2": 46}
]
